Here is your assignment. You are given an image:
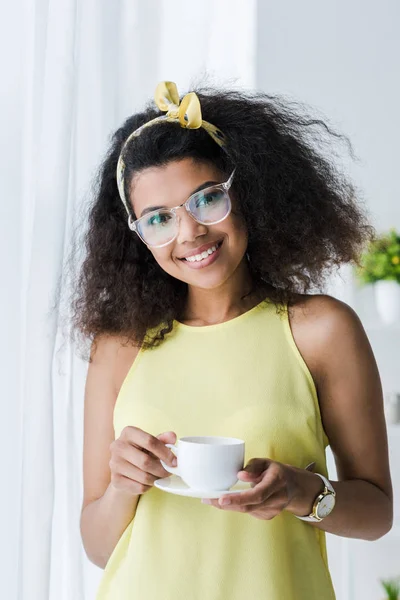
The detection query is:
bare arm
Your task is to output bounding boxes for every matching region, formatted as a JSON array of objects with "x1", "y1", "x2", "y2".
[
  {"x1": 80, "y1": 335, "x2": 177, "y2": 568},
  {"x1": 81, "y1": 484, "x2": 141, "y2": 569},
  {"x1": 286, "y1": 295, "x2": 393, "y2": 540},
  {"x1": 80, "y1": 335, "x2": 139, "y2": 568}
]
